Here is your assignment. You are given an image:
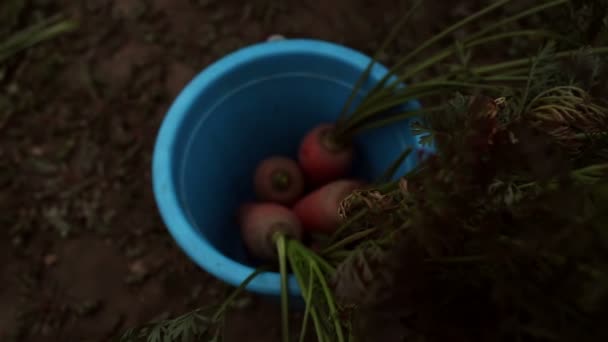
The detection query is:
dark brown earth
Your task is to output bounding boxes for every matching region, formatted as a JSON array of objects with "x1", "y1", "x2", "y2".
[{"x1": 0, "y1": 0, "x2": 489, "y2": 341}]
